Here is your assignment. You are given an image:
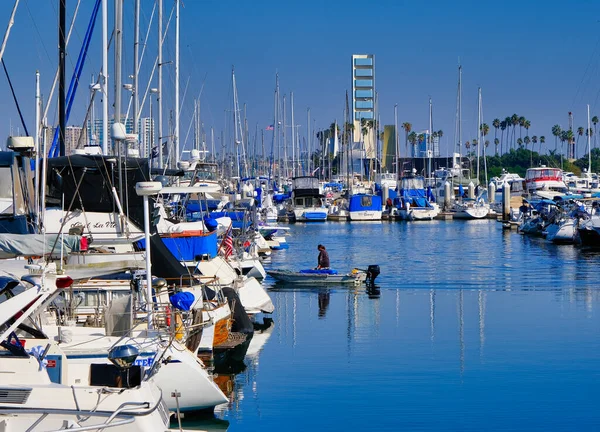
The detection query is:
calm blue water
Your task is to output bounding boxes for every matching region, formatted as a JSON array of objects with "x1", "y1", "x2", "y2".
[{"x1": 181, "y1": 220, "x2": 600, "y2": 431}]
